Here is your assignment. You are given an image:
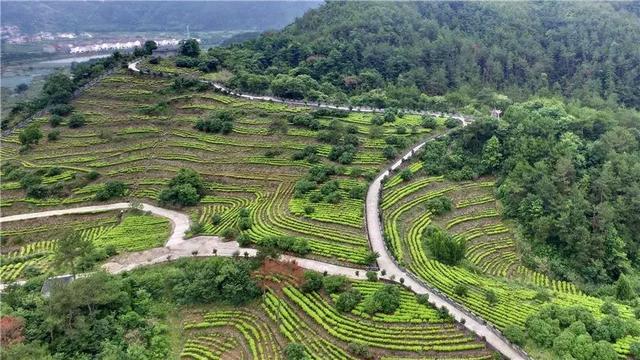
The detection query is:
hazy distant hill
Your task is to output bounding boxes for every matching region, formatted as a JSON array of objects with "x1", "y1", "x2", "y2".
[{"x1": 1, "y1": 1, "x2": 322, "y2": 33}]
